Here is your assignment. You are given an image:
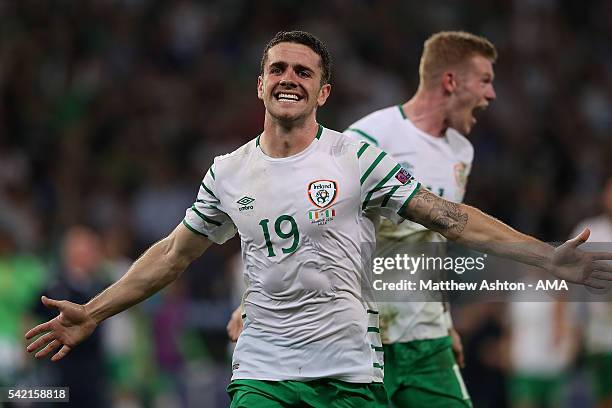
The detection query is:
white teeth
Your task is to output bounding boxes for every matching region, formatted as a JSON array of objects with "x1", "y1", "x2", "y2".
[{"x1": 278, "y1": 93, "x2": 299, "y2": 101}]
